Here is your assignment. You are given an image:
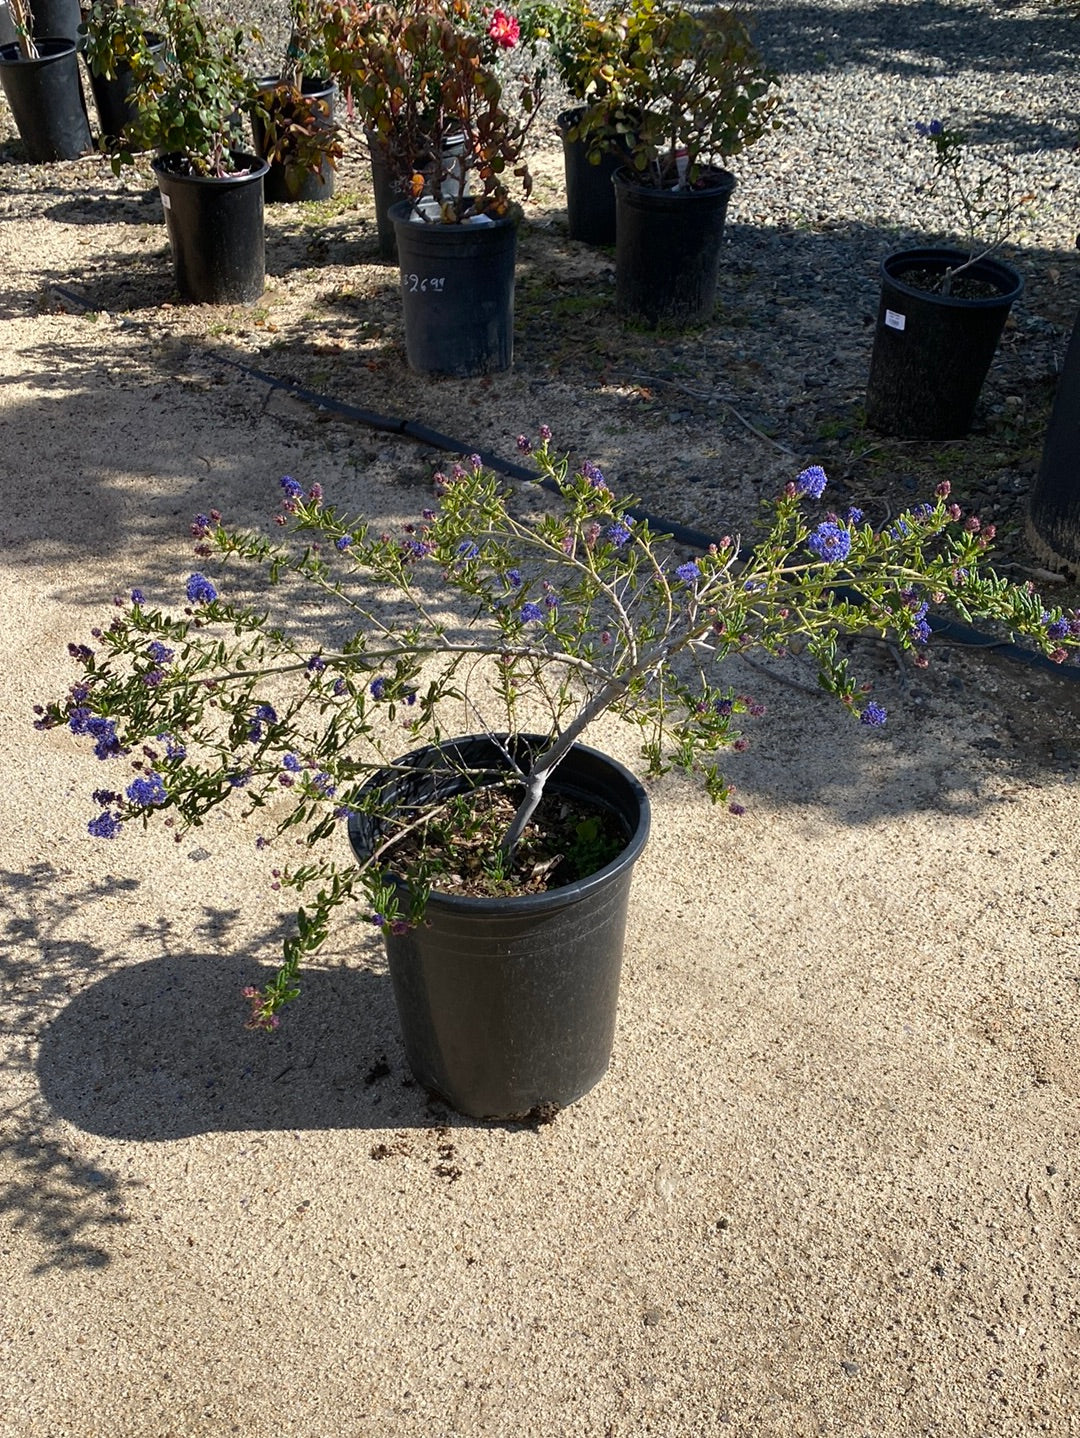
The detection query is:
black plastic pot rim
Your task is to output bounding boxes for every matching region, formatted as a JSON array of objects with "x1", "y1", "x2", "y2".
[
  {"x1": 152, "y1": 151, "x2": 270, "y2": 184},
  {"x1": 0, "y1": 36, "x2": 78, "y2": 64},
  {"x1": 612, "y1": 164, "x2": 736, "y2": 201},
  {"x1": 387, "y1": 197, "x2": 516, "y2": 232},
  {"x1": 84, "y1": 30, "x2": 164, "y2": 72},
  {"x1": 252, "y1": 73, "x2": 334, "y2": 99},
  {"x1": 348, "y1": 736, "x2": 651, "y2": 919},
  {"x1": 880, "y1": 247, "x2": 1024, "y2": 308}
]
